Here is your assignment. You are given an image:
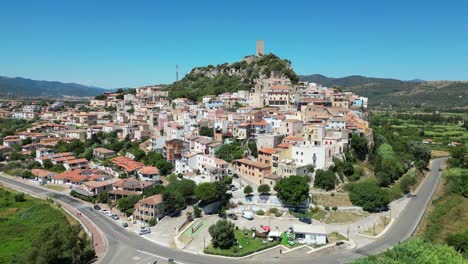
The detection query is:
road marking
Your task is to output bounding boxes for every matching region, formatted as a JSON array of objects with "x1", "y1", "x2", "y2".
[{"x1": 137, "y1": 250, "x2": 186, "y2": 264}]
